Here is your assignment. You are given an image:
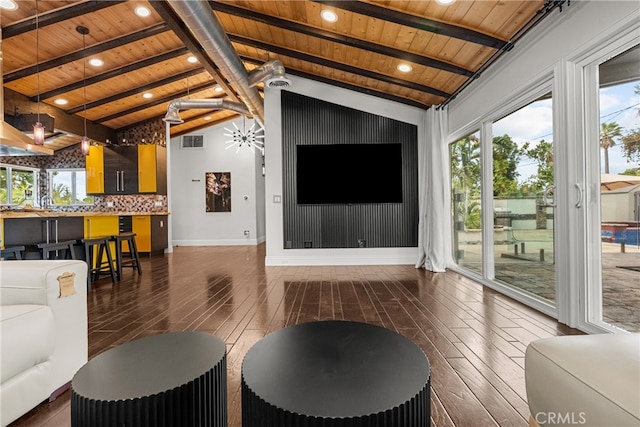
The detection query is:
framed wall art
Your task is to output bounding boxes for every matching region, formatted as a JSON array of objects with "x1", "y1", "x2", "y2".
[{"x1": 205, "y1": 172, "x2": 231, "y2": 212}]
